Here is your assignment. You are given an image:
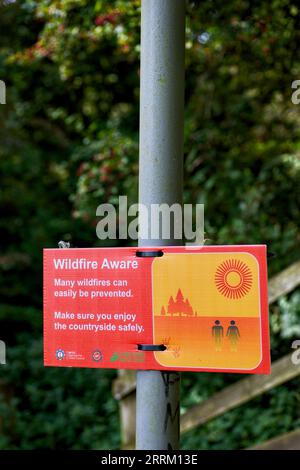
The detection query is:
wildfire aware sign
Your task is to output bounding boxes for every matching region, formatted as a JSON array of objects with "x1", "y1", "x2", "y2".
[{"x1": 43, "y1": 245, "x2": 270, "y2": 374}]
